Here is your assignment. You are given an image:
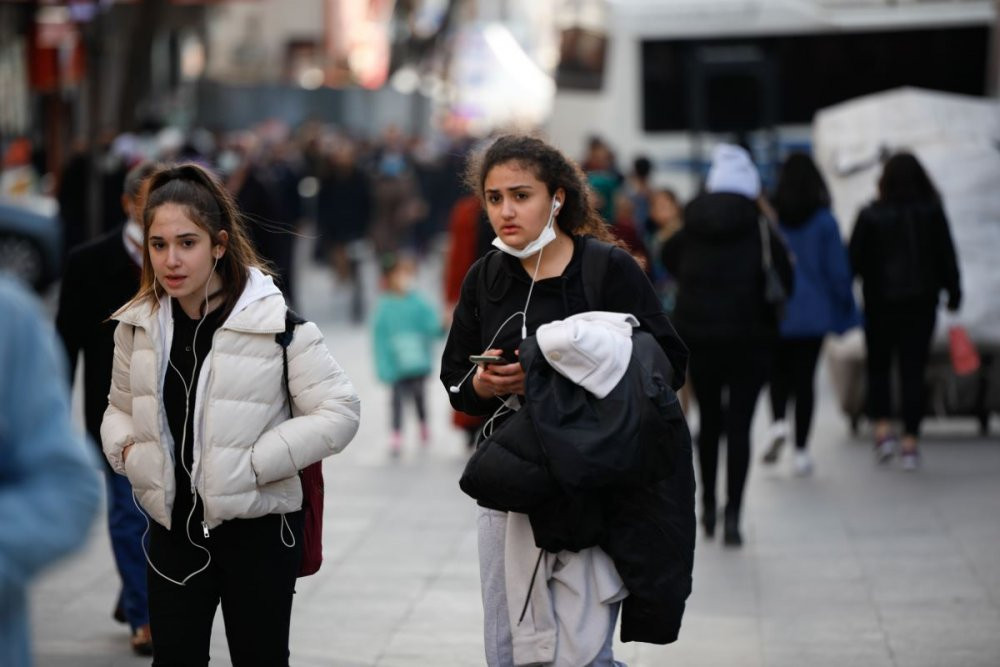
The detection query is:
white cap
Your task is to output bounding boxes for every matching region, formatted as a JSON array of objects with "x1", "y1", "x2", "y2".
[
  {"x1": 535, "y1": 312, "x2": 639, "y2": 399},
  {"x1": 705, "y1": 144, "x2": 761, "y2": 200}
]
